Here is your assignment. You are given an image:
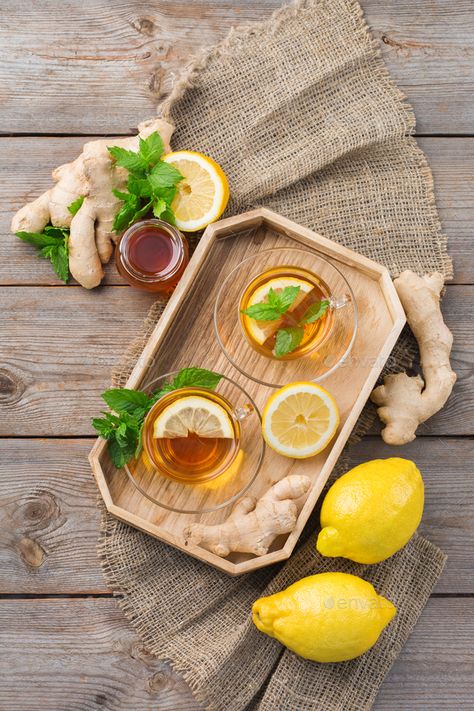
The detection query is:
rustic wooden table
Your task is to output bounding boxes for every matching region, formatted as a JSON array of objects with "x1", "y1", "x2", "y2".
[{"x1": 0, "y1": 1, "x2": 472, "y2": 709}]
